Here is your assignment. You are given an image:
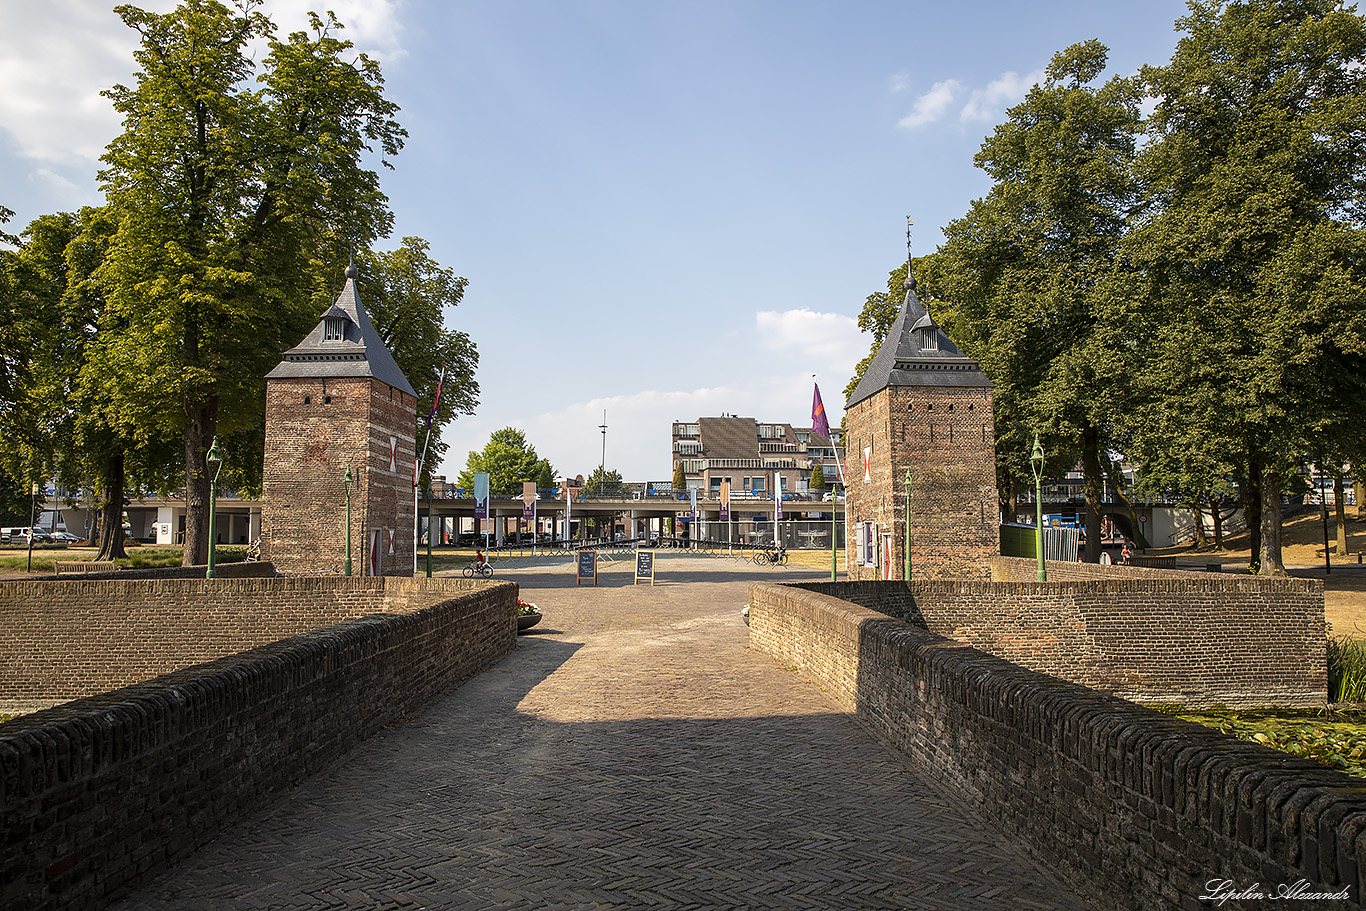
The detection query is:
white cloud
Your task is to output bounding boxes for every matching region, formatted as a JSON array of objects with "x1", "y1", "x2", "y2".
[
  {"x1": 959, "y1": 69, "x2": 1044, "y2": 123},
  {"x1": 754, "y1": 308, "x2": 863, "y2": 365},
  {"x1": 888, "y1": 71, "x2": 910, "y2": 94},
  {"x1": 438, "y1": 374, "x2": 849, "y2": 485},
  {"x1": 897, "y1": 79, "x2": 963, "y2": 129},
  {"x1": 0, "y1": 0, "x2": 405, "y2": 171}
]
